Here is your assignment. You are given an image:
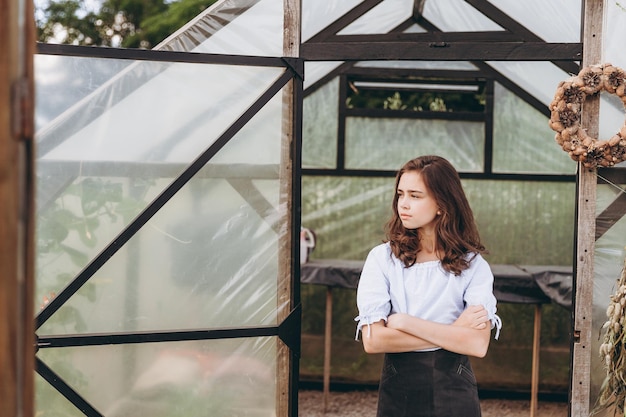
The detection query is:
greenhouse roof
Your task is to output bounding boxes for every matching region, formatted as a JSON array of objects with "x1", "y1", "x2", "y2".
[{"x1": 35, "y1": 0, "x2": 626, "y2": 164}]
